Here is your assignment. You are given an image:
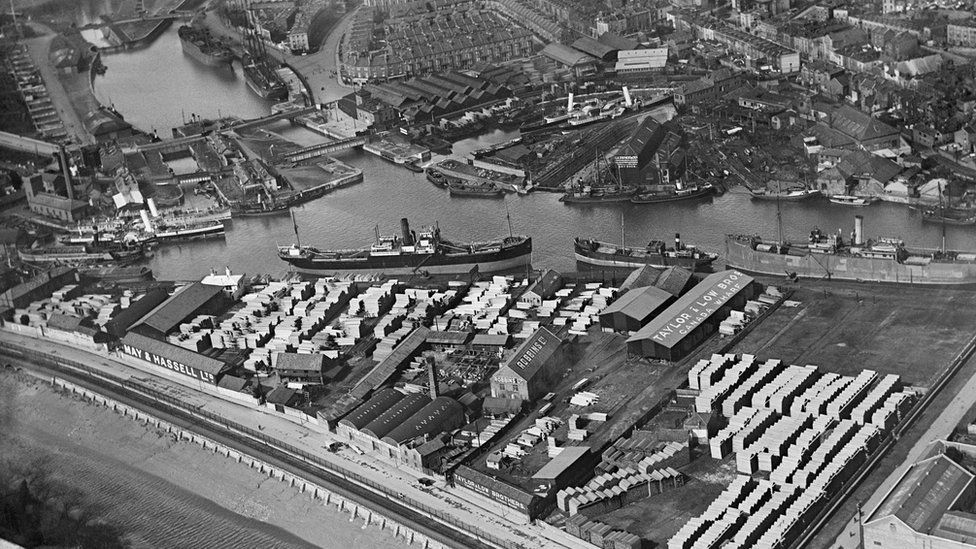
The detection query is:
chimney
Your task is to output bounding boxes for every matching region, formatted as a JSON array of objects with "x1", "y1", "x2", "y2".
[
  {"x1": 426, "y1": 355, "x2": 438, "y2": 399},
  {"x1": 675, "y1": 232, "x2": 683, "y2": 250},
  {"x1": 567, "y1": 92, "x2": 575, "y2": 111},
  {"x1": 854, "y1": 215, "x2": 864, "y2": 246},
  {"x1": 622, "y1": 86, "x2": 632, "y2": 107},
  {"x1": 400, "y1": 218, "x2": 413, "y2": 246}
]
